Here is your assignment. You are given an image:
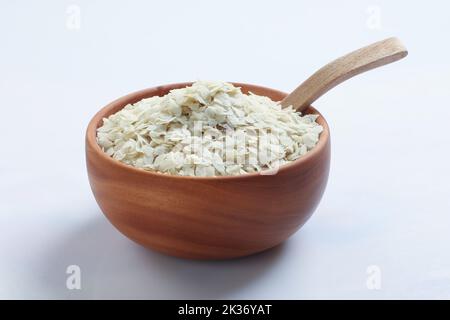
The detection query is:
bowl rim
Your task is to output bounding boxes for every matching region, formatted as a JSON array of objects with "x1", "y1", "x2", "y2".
[{"x1": 86, "y1": 82, "x2": 330, "y2": 180}]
